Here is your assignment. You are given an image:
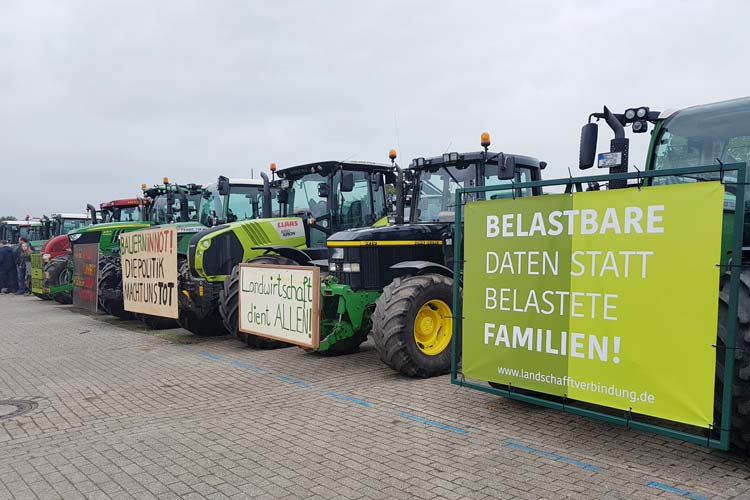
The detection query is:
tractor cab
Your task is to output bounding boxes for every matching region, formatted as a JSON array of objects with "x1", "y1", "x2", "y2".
[
  {"x1": 2, "y1": 220, "x2": 45, "y2": 247},
  {"x1": 198, "y1": 177, "x2": 269, "y2": 227},
  {"x1": 273, "y1": 160, "x2": 395, "y2": 247},
  {"x1": 45, "y1": 213, "x2": 91, "y2": 238},
  {"x1": 99, "y1": 199, "x2": 145, "y2": 223},
  {"x1": 143, "y1": 180, "x2": 203, "y2": 225}
]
